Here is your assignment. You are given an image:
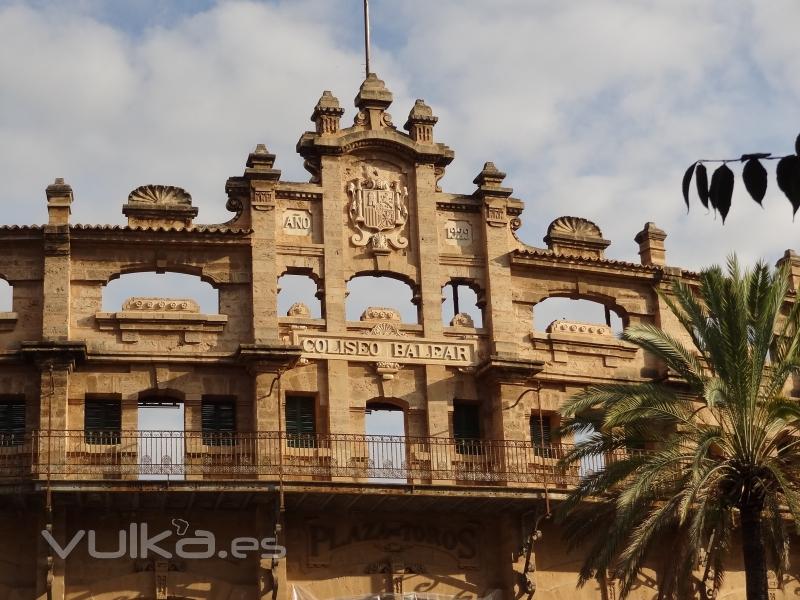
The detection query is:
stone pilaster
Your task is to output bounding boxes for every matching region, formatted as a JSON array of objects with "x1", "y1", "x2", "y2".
[
  {"x1": 244, "y1": 145, "x2": 282, "y2": 344},
  {"x1": 474, "y1": 162, "x2": 519, "y2": 356},
  {"x1": 43, "y1": 178, "x2": 73, "y2": 341}
]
